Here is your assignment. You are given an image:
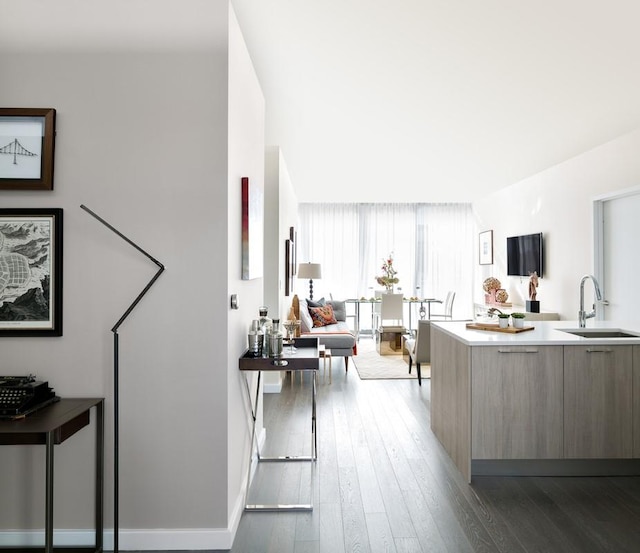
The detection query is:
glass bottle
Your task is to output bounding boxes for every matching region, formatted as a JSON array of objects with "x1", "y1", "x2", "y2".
[
  {"x1": 269, "y1": 318, "x2": 283, "y2": 358},
  {"x1": 258, "y1": 306, "x2": 273, "y2": 357},
  {"x1": 248, "y1": 319, "x2": 263, "y2": 357}
]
